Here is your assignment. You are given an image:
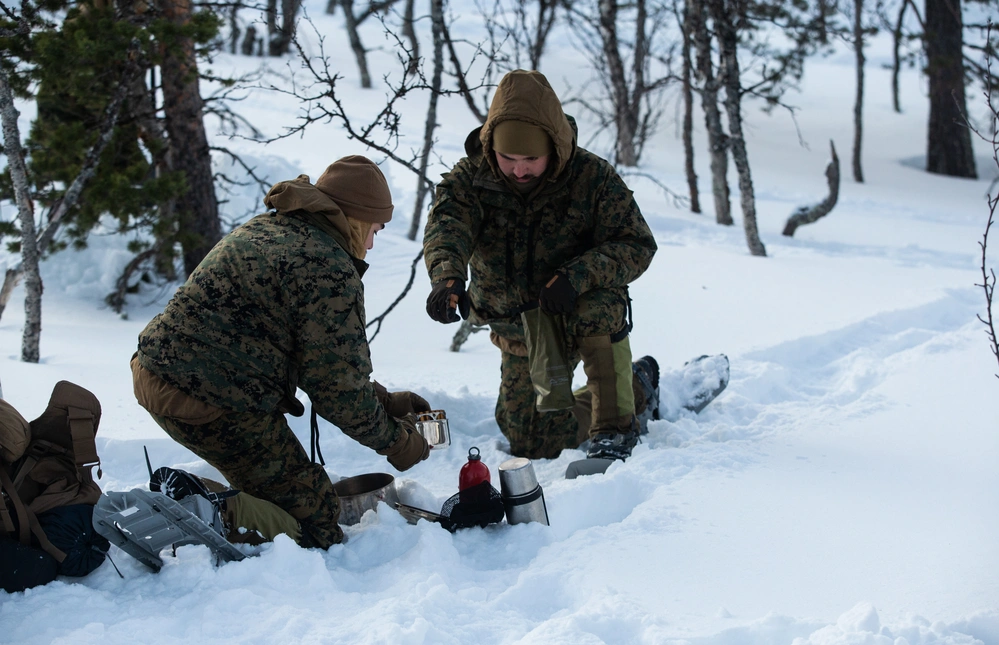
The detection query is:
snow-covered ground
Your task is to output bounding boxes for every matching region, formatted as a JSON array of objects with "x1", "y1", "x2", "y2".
[{"x1": 1, "y1": 3, "x2": 997, "y2": 643}]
